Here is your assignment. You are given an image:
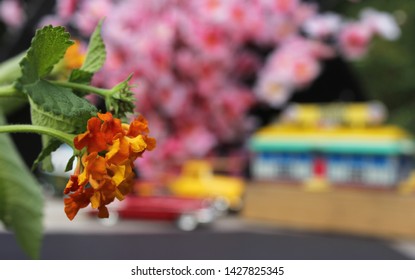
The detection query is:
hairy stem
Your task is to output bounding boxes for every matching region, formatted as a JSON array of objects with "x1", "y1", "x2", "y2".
[
  {"x1": 0, "y1": 125, "x2": 75, "y2": 148},
  {"x1": 51, "y1": 80, "x2": 111, "y2": 97}
]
